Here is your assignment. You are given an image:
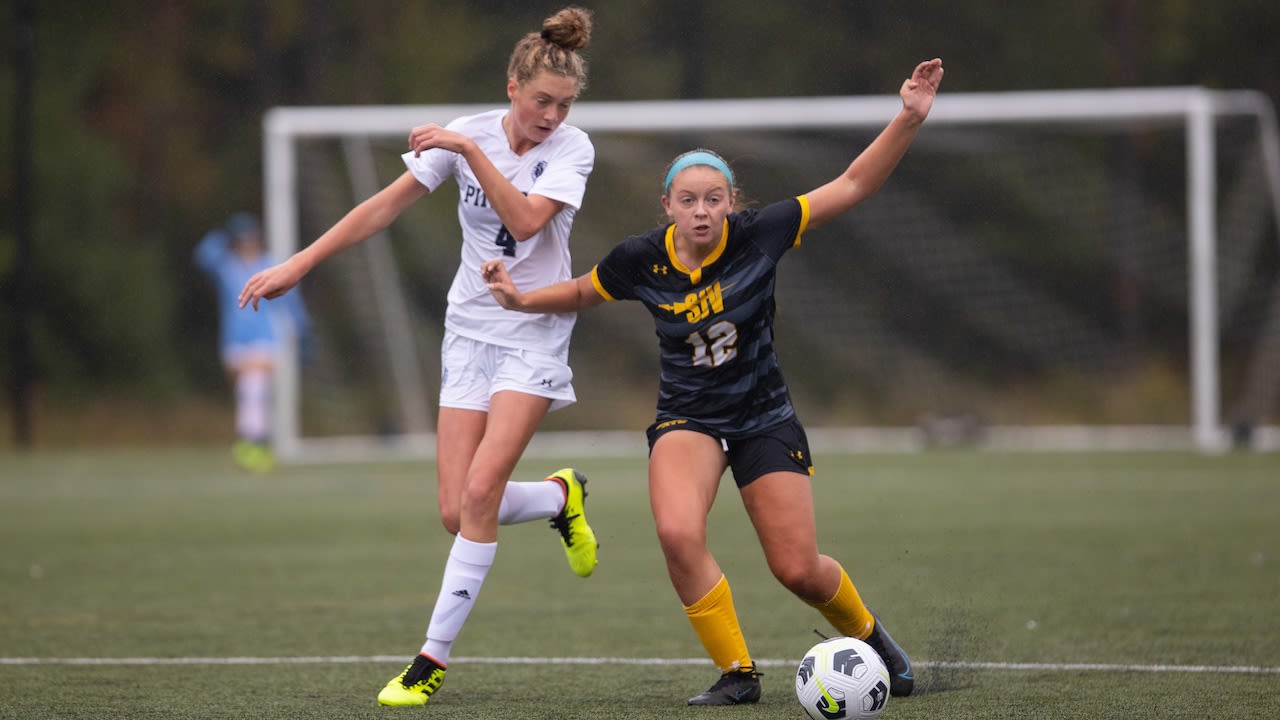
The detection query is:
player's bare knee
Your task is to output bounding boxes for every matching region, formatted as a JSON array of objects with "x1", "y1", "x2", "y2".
[
  {"x1": 772, "y1": 558, "x2": 824, "y2": 598},
  {"x1": 461, "y1": 479, "x2": 505, "y2": 520},
  {"x1": 654, "y1": 520, "x2": 706, "y2": 561},
  {"x1": 439, "y1": 510, "x2": 461, "y2": 536}
]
